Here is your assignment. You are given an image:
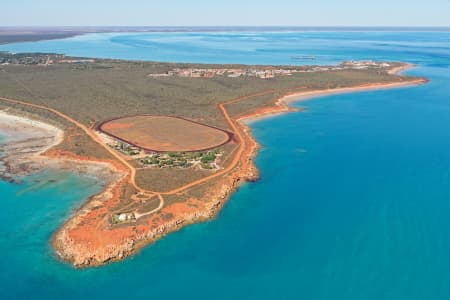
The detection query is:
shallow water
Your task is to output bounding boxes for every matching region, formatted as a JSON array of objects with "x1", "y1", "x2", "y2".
[
  {"x1": 1, "y1": 31, "x2": 450, "y2": 299},
  {"x1": 1, "y1": 31, "x2": 449, "y2": 66}
]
